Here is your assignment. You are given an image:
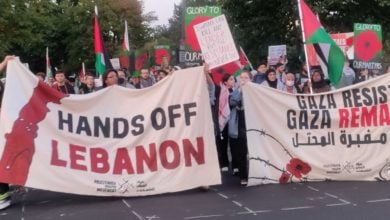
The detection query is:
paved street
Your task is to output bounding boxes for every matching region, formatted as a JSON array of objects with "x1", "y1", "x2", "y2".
[{"x1": 2, "y1": 172, "x2": 390, "y2": 220}]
